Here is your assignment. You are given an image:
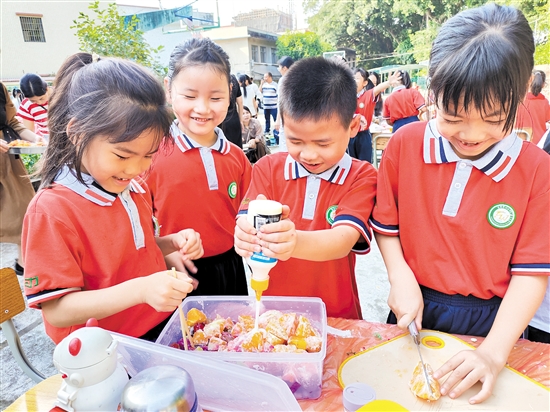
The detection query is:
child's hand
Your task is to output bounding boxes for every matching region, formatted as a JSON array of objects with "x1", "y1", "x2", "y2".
[
  {"x1": 433, "y1": 346, "x2": 505, "y2": 404},
  {"x1": 388, "y1": 71, "x2": 402, "y2": 87},
  {"x1": 234, "y1": 215, "x2": 260, "y2": 258},
  {"x1": 165, "y1": 252, "x2": 199, "y2": 286},
  {"x1": 173, "y1": 229, "x2": 203, "y2": 261},
  {"x1": 387, "y1": 265, "x2": 424, "y2": 330},
  {"x1": 256, "y1": 217, "x2": 296, "y2": 261},
  {"x1": 141, "y1": 270, "x2": 194, "y2": 312}
]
